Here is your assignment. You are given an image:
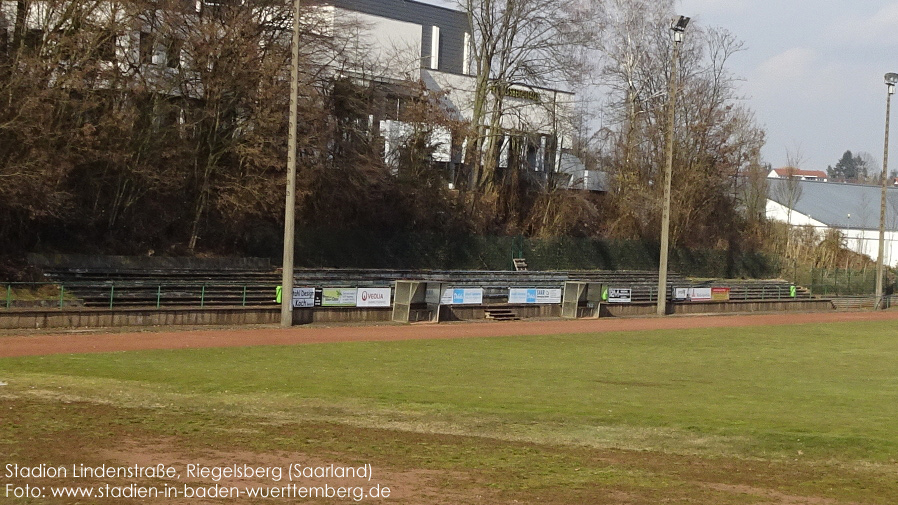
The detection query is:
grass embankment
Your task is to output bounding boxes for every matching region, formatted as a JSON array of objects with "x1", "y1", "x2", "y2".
[{"x1": 3, "y1": 321, "x2": 898, "y2": 503}]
